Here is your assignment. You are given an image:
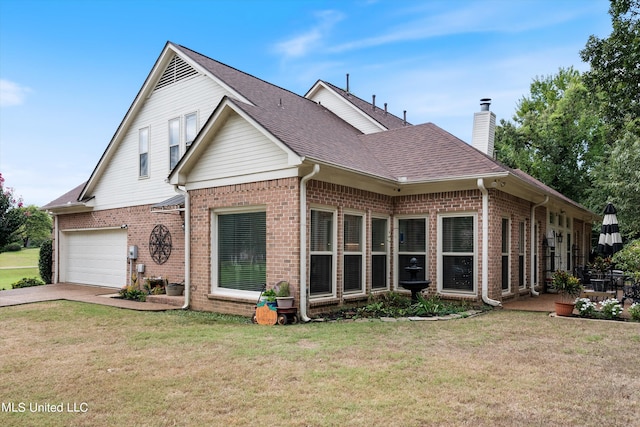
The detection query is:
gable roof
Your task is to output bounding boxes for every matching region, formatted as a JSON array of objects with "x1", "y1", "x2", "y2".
[
  {"x1": 48, "y1": 42, "x2": 594, "y2": 218},
  {"x1": 307, "y1": 80, "x2": 410, "y2": 131},
  {"x1": 41, "y1": 181, "x2": 89, "y2": 210}
]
